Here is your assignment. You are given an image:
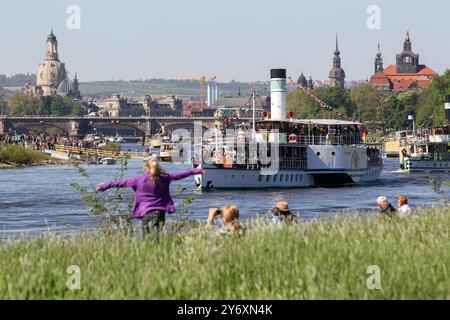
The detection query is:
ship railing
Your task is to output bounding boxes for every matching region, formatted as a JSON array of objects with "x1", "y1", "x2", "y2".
[
  {"x1": 290, "y1": 134, "x2": 362, "y2": 146},
  {"x1": 194, "y1": 155, "x2": 308, "y2": 172},
  {"x1": 278, "y1": 157, "x2": 308, "y2": 171},
  {"x1": 255, "y1": 133, "x2": 362, "y2": 146},
  {"x1": 401, "y1": 134, "x2": 450, "y2": 146},
  {"x1": 367, "y1": 156, "x2": 383, "y2": 166}
]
